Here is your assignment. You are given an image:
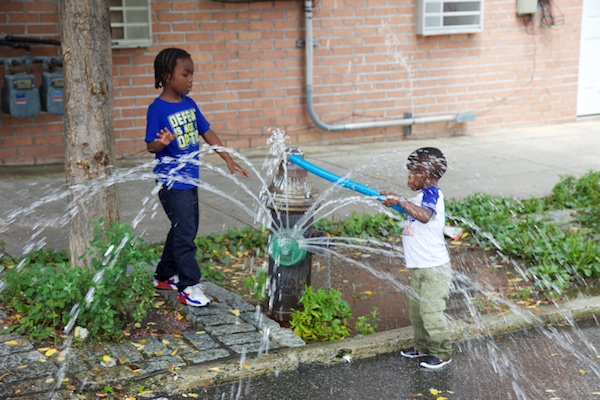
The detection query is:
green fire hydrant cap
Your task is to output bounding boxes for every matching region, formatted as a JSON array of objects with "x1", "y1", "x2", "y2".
[{"x1": 268, "y1": 229, "x2": 307, "y2": 267}]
